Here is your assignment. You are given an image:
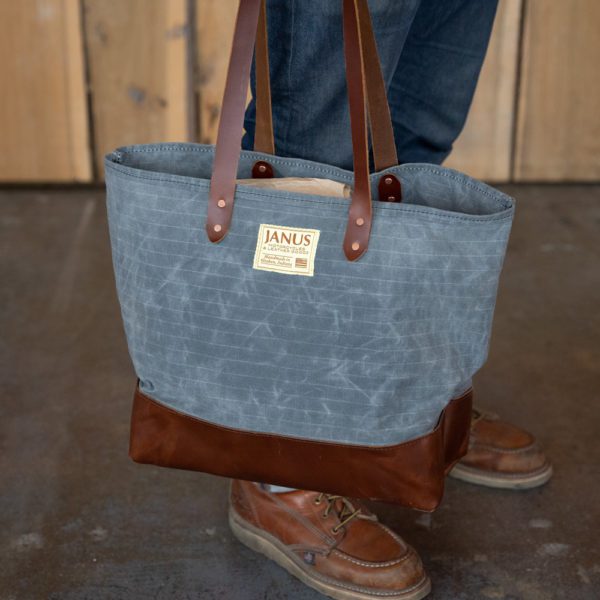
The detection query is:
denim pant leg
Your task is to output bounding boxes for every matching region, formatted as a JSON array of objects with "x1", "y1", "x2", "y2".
[
  {"x1": 242, "y1": 0, "x2": 422, "y2": 170},
  {"x1": 242, "y1": 0, "x2": 497, "y2": 168},
  {"x1": 390, "y1": 0, "x2": 499, "y2": 164}
]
